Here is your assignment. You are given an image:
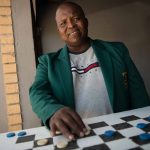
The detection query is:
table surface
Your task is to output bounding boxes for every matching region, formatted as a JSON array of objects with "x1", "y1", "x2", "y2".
[{"x1": 0, "y1": 106, "x2": 150, "y2": 150}]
